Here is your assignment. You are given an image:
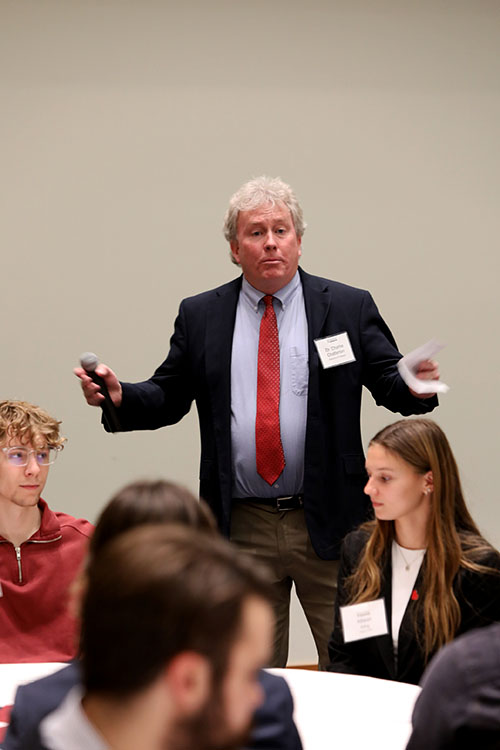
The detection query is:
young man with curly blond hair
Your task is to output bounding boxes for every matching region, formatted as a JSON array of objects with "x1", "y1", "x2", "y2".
[{"x1": 0, "y1": 400, "x2": 93, "y2": 663}]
